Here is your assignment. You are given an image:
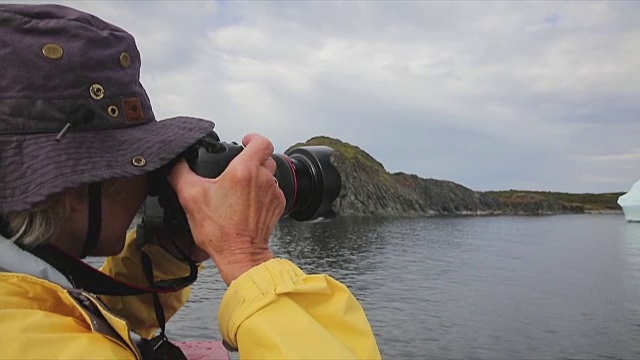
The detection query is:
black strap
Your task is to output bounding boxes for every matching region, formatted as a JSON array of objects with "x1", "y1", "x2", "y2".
[
  {"x1": 142, "y1": 251, "x2": 167, "y2": 334},
  {"x1": 139, "y1": 243, "x2": 189, "y2": 360},
  {"x1": 0, "y1": 215, "x2": 11, "y2": 238},
  {"x1": 80, "y1": 182, "x2": 102, "y2": 259},
  {"x1": 29, "y1": 244, "x2": 198, "y2": 296},
  {"x1": 26, "y1": 181, "x2": 199, "y2": 296},
  {"x1": 137, "y1": 333, "x2": 187, "y2": 360},
  {"x1": 139, "y1": 230, "x2": 198, "y2": 329}
]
